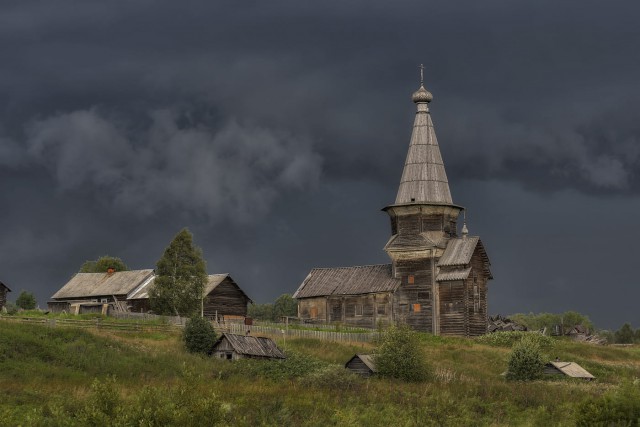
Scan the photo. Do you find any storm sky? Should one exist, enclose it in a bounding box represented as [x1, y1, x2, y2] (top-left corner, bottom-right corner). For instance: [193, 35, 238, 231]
[1, 1, 639, 329]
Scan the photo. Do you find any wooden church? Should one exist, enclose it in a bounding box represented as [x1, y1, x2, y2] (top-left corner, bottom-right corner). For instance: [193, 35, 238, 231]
[293, 72, 492, 337]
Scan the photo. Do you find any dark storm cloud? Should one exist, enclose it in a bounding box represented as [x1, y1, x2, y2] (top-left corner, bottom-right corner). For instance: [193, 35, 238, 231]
[2, 0, 640, 328]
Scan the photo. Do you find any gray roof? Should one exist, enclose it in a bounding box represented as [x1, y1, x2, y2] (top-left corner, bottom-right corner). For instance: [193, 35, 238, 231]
[437, 237, 480, 266]
[436, 267, 472, 282]
[547, 361, 595, 379]
[293, 264, 401, 299]
[395, 90, 453, 205]
[0, 280, 11, 292]
[216, 333, 285, 359]
[127, 273, 250, 302]
[51, 270, 154, 299]
[346, 354, 378, 372]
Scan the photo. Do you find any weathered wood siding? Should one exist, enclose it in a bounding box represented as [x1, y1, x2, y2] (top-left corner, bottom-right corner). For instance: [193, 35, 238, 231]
[0, 286, 9, 311]
[298, 293, 392, 328]
[204, 278, 249, 319]
[346, 358, 374, 377]
[463, 249, 489, 336]
[438, 280, 466, 336]
[48, 294, 129, 313]
[392, 259, 433, 333]
[212, 336, 240, 360]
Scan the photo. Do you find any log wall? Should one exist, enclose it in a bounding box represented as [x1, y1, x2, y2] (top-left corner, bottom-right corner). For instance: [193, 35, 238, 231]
[204, 278, 249, 319]
[0, 286, 8, 311]
[392, 259, 433, 332]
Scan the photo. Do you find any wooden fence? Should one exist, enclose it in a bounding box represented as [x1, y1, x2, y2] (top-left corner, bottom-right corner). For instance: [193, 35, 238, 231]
[0, 316, 379, 343]
[222, 322, 379, 343]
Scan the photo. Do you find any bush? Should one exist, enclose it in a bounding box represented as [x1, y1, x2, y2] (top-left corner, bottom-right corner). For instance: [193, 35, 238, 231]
[374, 324, 430, 382]
[183, 317, 217, 355]
[476, 331, 555, 349]
[575, 380, 640, 426]
[15, 291, 37, 310]
[506, 335, 545, 381]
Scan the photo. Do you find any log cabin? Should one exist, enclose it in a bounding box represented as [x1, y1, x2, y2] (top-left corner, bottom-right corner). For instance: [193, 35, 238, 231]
[48, 270, 251, 319]
[212, 333, 285, 360]
[0, 280, 11, 311]
[294, 74, 493, 337]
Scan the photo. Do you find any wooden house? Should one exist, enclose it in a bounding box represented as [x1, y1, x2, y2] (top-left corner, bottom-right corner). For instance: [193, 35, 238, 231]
[211, 333, 285, 360]
[544, 361, 595, 380]
[0, 280, 11, 311]
[294, 76, 492, 337]
[345, 354, 377, 377]
[49, 270, 251, 318]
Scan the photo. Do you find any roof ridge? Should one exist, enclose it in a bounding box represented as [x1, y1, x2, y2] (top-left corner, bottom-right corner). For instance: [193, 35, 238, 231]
[311, 263, 391, 271]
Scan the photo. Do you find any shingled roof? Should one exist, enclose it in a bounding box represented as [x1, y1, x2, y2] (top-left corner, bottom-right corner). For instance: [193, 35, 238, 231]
[437, 236, 492, 279]
[395, 83, 453, 205]
[215, 333, 285, 359]
[127, 273, 251, 302]
[293, 264, 401, 299]
[51, 270, 155, 299]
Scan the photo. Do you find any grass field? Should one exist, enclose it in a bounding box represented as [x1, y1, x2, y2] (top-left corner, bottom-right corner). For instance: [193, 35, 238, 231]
[1, 320, 639, 426]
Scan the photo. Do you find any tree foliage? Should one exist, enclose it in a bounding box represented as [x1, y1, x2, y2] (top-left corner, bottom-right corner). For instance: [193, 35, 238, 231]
[183, 316, 217, 355]
[79, 256, 129, 273]
[509, 311, 594, 333]
[150, 228, 207, 317]
[506, 335, 545, 381]
[374, 324, 429, 382]
[247, 294, 297, 322]
[614, 323, 635, 344]
[15, 291, 37, 310]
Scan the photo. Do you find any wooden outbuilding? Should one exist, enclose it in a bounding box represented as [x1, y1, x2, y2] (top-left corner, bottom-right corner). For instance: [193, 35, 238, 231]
[0, 280, 11, 311]
[544, 361, 595, 380]
[211, 333, 285, 360]
[49, 270, 251, 318]
[294, 77, 492, 337]
[345, 354, 377, 377]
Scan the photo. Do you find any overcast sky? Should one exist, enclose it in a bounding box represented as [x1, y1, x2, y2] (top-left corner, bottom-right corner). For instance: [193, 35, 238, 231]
[1, 1, 639, 329]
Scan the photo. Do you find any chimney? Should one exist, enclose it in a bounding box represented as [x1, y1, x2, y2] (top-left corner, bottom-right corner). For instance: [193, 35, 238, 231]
[107, 267, 115, 274]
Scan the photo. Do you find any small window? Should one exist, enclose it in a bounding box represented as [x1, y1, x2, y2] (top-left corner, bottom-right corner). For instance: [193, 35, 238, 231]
[412, 304, 421, 313]
[407, 275, 415, 284]
[377, 304, 386, 315]
[418, 291, 430, 300]
[101, 298, 108, 304]
[355, 305, 363, 316]
[226, 353, 233, 360]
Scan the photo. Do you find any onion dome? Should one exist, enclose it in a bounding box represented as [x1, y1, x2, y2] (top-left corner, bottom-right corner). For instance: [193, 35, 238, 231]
[412, 84, 433, 103]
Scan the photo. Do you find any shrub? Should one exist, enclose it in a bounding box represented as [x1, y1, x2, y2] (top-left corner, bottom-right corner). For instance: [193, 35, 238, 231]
[476, 331, 555, 349]
[304, 364, 362, 391]
[233, 350, 326, 381]
[374, 324, 430, 382]
[15, 291, 37, 310]
[575, 380, 640, 426]
[506, 335, 545, 381]
[183, 317, 217, 355]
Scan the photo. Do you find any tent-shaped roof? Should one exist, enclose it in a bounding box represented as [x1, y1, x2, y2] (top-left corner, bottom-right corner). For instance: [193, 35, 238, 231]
[545, 361, 595, 379]
[214, 333, 285, 359]
[345, 354, 377, 373]
[293, 264, 401, 299]
[395, 84, 453, 205]
[52, 270, 154, 299]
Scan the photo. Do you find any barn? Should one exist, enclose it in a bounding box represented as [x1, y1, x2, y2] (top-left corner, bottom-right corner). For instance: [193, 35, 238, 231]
[48, 270, 251, 318]
[211, 333, 285, 360]
[294, 74, 492, 337]
[0, 280, 11, 311]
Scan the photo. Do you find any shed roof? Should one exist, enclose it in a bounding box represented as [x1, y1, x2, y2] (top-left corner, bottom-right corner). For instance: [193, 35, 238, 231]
[215, 333, 285, 359]
[345, 354, 378, 372]
[51, 270, 154, 299]
[546, 361, 595, 379]
[436, 267, 472, 282]
[293, 264, 401, 299]
[0, 280, 11, 292]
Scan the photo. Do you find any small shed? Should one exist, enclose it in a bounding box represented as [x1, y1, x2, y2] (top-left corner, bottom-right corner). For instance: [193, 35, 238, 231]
[345, 354, 377, 377]
[212, 333, 285, 360]
[0, 280, 11, 311]
[544, 361, 595, 380]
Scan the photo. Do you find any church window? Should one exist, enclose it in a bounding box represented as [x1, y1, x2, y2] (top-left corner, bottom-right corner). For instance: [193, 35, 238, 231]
[418, 291, 430, 300]
[412, 304, 421, 312]
[407, 275, 415, 284]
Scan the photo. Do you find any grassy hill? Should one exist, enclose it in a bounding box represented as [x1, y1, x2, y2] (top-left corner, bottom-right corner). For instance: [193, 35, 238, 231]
[1, 320, 639, 426]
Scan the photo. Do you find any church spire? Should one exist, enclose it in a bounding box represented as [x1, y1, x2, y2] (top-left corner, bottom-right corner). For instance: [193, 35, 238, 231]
[395, 67, 453, 205]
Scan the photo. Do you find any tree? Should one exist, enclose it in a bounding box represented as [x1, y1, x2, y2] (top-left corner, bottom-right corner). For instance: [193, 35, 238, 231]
[15, 291, 37, 310]
[506, 335, 545, 381]
[272, 294, 297, 320]
[374, 324, 429, 382]
[79, 256, 129, 273]
[183, 316, 217, 355]
[614, 323, 635, 344]
[149, 228, 207, 317]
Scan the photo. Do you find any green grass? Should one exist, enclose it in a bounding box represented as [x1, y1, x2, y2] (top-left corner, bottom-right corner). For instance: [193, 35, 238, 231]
[1, 321, 640, 426]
